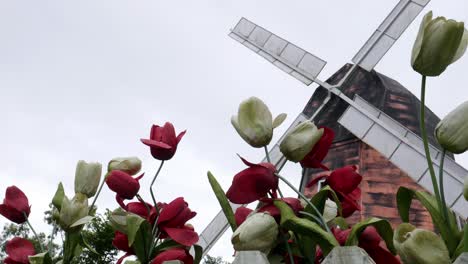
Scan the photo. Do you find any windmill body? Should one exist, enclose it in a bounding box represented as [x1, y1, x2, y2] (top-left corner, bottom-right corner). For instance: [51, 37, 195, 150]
[198, 0, 467, 260]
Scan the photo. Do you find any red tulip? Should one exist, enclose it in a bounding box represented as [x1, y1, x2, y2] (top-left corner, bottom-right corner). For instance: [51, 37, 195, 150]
[226, 157, 278, 204]
[300, 127, 334, 170]
[316, 227, 400, 264]
[157, 197, 198, 247]
[4, 237, 36, 264]
[151, 248, 193, 264]
[234, 207, 253, 226]
[141, 122, 186, 161]
[112, 231, 134, 254]
[307, 166, 362, 217]
[258, 197, 303, 220]
[0, 186, 31, 224]
[106, 170, 144, 200]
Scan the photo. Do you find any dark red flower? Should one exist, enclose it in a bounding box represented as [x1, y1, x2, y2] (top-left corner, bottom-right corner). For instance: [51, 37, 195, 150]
[226, 157, 278, 204]
[0, 186, 31, 224]
[151, 248, 193, 264]
[300, 127, 334, 170]
[141, 122, 186, 161]
[306, 165, 362, 218]
[4, 237, 36, 264]
[258, 197, 303, 220]
[157, 197, 198, 247]
[106, 170, 144, 200]
[234, 207, 253, 226]
[112, 231, 134, 254]
[316, 227, 400, 264]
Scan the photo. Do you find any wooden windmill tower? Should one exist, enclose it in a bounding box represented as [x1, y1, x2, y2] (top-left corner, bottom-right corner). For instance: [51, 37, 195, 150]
[197, 0, 468, 259]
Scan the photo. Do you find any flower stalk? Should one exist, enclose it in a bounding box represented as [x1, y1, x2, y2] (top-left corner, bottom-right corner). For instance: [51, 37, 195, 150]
[24, 212, 44, 252]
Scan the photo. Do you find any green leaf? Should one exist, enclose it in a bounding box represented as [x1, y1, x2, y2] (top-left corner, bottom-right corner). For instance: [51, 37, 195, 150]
[131, 220, 152, 264]
[193, 244, 203, 264]
[28, 252, 53, 264]
[207, 171, 237, 231]
[344, 217, 396, 255]
[274, 201, 339, 256]
[153, 239, 183, 255]
[308, 186, 342, 217]
[80, 233, 99, 255]
[273, 113, 287, 129]
[126, 214, 146, 247]
[70, 216, 93, 228]
[396, 187, 460, 255]
[296, 234, 316, 264]
[124, 261, 141, 264]
[52, 182, 65, 210]
[331, 217, 348, 229]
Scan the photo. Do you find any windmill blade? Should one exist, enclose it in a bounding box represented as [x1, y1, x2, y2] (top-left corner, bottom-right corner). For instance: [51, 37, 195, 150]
[198, 113, 307, 256]
[338, 95, 467, 218]
[352, 0, 430, 71]
[229, 18, 327, 85]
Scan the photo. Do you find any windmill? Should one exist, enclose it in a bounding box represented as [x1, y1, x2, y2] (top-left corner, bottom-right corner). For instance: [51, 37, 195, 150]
[197, 0, 468, 259]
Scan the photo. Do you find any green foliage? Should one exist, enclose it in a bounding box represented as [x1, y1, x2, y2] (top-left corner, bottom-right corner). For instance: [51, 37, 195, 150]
[203, 255, 231, 264]
[207, 171, 237, 231]
[0, 223, 53, 260]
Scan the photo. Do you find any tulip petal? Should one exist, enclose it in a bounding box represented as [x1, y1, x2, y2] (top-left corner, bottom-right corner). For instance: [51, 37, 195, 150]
[4, 186, 30, 216]
[234, 207, 253, 226]
[176, 130, 186, 144]
[412, 11, 433, 66]
[327, 165, 362, 194]
[300, 127, 334, 170]
[6, 237, 35, 263]
[305, 175, 328, 189]
[163, 227, 199, 247]
[151, 248, 194, 264]
[161, 122, 177, 147]
[451, 28, 468, 63]
[226, 166, 278, 204]
[140, 139, 172, 150]
[157, 197, 186, 224]
[365, 246, 401, 264]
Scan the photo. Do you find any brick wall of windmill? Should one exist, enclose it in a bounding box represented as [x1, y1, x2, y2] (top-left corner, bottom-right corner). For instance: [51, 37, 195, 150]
[302, 139, 435, 230]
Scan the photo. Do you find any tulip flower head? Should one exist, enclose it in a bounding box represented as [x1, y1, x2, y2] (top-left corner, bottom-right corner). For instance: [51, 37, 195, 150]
[4, 237, 36, 264]
[436, 101, 468, 154]
[412, 11, 468, 76]
[150, 248, 193, 264]
[231, 97, 279, 148]
[0, 186, 31, 224]
[231, 212, 279, 251]
[59, 193, 89, 230]
[307, 165, 362, 217]
[108, 157, 142, 175]
[74, 160, 102, 198]
[394, 223, 450, 264]
[157, 197, 199, 247]
[226, 156, 278, 204]
[141, 122, 186, 161]
[280, 121, 324, 162]
[106, 170, 144, 200]
[234, 207, 253, 226]
[300, 127, 334, 170]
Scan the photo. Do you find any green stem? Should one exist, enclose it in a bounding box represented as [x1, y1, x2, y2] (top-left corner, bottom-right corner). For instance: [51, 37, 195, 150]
[264, 146, 272, 163]
[282, 232, 295, 264]
[419, 75, 442, 208]
[136, 194, 152, 216]
[89, 172, 109, 212]
[464, 224, 468, 252]
[275, 173, 331, 233]
[299, 211, 324, 224]
[439, 149, 450, 222]
[24, 213, 44, 252]
[150, 161, 165, 211]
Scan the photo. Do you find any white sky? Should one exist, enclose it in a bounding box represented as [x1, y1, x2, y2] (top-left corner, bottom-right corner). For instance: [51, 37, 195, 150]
[1, 0, 467, 261]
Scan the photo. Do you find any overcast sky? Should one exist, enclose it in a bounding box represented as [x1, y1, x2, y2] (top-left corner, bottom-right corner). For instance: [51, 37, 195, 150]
[1, 0, 467, 261]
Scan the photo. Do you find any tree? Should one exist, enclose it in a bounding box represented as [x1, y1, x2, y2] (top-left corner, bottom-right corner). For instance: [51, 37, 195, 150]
[0, 223, 53, 259]
[203, 255, 231, 264]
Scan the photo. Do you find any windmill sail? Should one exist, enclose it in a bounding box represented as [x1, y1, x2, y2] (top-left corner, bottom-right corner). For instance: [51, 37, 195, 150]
[352, 0, 431, 71]
[338, 95, 467, 218]
[229, 18, 327, 85]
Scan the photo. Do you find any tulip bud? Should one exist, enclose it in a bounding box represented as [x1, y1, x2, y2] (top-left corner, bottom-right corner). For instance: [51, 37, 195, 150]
[280, 121, 324, 162]
[394, 223, 450, 264]
[323, 199, 338, 223]
[231, 97, 273, 148]
[436, 101, 468, 154]
[59, 193, 89, 230]
[74, 160, 102, 198]
[412, 11, 467, 76]
[231, 212, 279, 251]
[108, 157, 142, 175]
[110, 208, 128, 233]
